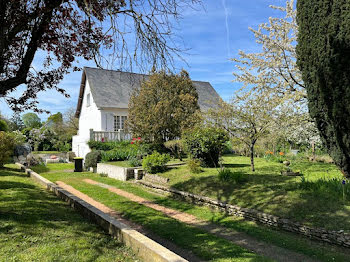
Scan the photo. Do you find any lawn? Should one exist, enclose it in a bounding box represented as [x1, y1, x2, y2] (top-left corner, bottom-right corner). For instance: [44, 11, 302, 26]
[152, 154, 350, 232]
[0, 164, 136, 262]
[36, 163, 350, 262]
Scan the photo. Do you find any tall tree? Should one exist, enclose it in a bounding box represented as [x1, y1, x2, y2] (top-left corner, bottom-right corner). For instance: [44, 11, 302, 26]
[233, 0, 305, 105]
[22, 112, 41, 128]
[296, 0, 350, 178]
[127, 70, 201, 144]
[0, 0, 199, 112]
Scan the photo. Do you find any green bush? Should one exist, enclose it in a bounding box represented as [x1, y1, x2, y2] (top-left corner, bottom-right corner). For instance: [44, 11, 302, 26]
[101, 146, 138, 162]
[0, 131, 15, 167]
[88, 140, 130, 151]
[164, 140, 185, 160]
[183, 126, 228, 167]
[218, 168, 248, 184]
[128, 156, 142, 167]
[223, 141, 234, 155]
[0, 119, 8, 132]
[187, 159, 202, 174]
[142, 151, 170, 174]
[85, 150, 102, 169]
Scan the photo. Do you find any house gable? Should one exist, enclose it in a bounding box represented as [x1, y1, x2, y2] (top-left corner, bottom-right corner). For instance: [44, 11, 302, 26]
[75, 67, 222, 118]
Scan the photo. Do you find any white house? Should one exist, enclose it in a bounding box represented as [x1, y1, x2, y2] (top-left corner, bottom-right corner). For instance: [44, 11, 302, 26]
[72, 67, 222, 158]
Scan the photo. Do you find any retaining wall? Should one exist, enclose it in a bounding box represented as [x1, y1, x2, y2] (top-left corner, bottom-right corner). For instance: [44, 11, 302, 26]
[96, 163, 135, 181]
[138, 180, 350, 248]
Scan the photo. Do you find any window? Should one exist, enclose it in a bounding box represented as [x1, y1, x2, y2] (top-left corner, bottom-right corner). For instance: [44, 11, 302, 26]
[86, 93, 91, 107]
[114, 116, 127, 131]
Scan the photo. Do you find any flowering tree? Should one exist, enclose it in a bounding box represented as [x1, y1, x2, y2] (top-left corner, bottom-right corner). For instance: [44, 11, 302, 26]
[232, 0, 305, 106]
[209, 90, 284, 172]
[0, 0, 200, 112]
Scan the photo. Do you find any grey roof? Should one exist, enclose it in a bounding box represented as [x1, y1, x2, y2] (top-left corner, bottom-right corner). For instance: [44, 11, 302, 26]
[76, 67, 221, 116]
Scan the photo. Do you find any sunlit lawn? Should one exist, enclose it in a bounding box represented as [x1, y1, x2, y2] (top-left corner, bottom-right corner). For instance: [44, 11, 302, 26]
[150, 155, 350, 231]
[0, 164, 136, 262]
[36, 162, 350, 262]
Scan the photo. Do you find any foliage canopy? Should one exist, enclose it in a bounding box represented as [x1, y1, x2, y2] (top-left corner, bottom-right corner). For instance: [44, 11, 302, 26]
[297, 0, 350, 178]
[127, 70, 201, 144]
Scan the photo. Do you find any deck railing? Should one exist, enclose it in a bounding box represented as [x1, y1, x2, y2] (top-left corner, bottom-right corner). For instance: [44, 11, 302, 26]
[89, 129, 132, 142]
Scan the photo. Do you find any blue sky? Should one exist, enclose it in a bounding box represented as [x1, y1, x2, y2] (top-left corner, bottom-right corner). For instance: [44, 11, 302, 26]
[0, 0, 287, 120]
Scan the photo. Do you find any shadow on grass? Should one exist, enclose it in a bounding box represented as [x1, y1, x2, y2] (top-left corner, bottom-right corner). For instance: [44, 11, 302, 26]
[223, 163, 250, 168]
[170, 168, 350, 231]
[0, 172, 100, 238]
[115, 198, 268, 261]
[30, 164, 50, 174]
[0, 167, 26, 177]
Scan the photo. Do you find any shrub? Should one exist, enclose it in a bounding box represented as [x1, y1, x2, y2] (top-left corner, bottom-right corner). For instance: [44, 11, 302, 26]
[88, 140, 130, 151]
[223, 141, 234, 155]
[85, 150, 102, 169]
[142, 151, 170, 174]
[101, 146, 139, 162]
[187, 159, 201, 174]
[0, 119, 8, 132]
[128, 156, 142, 167]
[0, 131, 15, 167]
[164, 140, 185, 160]
[218, 168, 248, 184]
[183, 126, 228, 167]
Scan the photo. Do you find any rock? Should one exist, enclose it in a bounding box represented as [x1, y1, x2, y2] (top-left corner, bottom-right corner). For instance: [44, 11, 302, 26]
[50, 155, 58, 159]
[283, 160, 290, 166]
[26, 153, 43, 167]
[14, 144, 31, 157]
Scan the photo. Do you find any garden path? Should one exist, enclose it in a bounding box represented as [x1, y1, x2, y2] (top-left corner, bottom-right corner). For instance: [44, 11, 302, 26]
[80, 178, 318, 262]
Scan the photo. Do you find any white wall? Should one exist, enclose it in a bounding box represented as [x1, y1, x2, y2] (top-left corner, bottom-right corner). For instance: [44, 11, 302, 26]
[72, 80, 102, 157]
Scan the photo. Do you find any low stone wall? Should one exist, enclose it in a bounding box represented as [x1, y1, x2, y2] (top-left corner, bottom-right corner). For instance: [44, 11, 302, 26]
[138, 181, 350, 248]
[143, 174, 169, 184]
[96, 163, 135, 181]
[16, 163, 188, 262]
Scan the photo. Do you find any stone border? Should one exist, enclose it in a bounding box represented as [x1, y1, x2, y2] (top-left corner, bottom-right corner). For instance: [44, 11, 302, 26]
[137, 180, 350, 248]
[15, 163, 188, 262]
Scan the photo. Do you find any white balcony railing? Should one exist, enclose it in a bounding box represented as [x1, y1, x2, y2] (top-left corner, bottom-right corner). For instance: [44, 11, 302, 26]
[89, 129, 132, 142]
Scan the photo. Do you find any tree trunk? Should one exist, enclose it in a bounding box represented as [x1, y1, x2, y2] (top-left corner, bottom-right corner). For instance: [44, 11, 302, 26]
[250, 143, 255, 172]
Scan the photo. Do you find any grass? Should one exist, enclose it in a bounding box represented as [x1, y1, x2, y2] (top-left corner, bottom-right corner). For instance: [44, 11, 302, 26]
[37, 168, 270, 261]
[32, 151, 61, 154]
[0, 164, 136, 262]
[38, 164, 350, 262]
[151, 154, 350, 231]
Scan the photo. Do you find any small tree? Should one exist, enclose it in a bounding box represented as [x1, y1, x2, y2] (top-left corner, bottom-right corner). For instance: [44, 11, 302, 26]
[182, 126, 228, 167]
[209, 91, 283, 172]
[127, 70, 201, 144]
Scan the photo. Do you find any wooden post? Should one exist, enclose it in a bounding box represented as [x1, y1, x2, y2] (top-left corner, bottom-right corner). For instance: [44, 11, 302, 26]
[312, 141, 316, 161]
